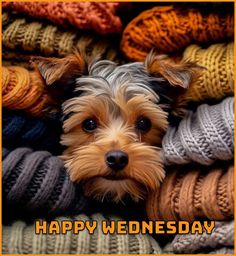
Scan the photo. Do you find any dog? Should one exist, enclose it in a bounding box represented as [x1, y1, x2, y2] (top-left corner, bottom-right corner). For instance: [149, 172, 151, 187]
[32, 52, 199, 202]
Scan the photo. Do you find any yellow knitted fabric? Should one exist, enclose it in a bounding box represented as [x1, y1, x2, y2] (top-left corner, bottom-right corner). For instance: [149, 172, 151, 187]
[178, 42, 234, 104]
[2, 66, 54, 116]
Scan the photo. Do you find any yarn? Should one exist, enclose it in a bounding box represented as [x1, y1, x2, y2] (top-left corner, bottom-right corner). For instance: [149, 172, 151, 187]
[121, 6, 234, 61]
[3, 109, 62, 154]
[162, 97, 234, 165]
[171, 221, 234, 254]
[2, 2, 128, 34]
[146, 164, 234, 221]
[2, 12, 123, 62]
[2, 213, 162, 254]
[2, 147, 87, 215]
[178, 42, 234, 104]
[2, 65, 55, 117]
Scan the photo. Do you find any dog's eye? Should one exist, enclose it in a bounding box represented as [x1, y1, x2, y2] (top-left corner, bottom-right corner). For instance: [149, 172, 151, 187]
[82, 119, 97, 132]
[136, 117, 151, 133]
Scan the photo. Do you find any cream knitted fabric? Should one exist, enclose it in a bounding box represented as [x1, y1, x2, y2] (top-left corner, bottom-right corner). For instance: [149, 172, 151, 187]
[171, 221, 234, 254]
[2, 213, 162, 254]
[162, 97, 234, 165]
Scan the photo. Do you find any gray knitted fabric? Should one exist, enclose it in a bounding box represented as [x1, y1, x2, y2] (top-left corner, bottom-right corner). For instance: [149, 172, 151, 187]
[162, 97, 234, 165]
[171, 221, 234, 254]
[2, 147, 87, 214]
[2, 213, 162, 254]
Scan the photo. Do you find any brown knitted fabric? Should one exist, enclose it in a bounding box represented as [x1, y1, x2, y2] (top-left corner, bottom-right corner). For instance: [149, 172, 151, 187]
[2, 2, 129, 34]
[2, 12, 122, 63]
[147, 164, 234, 222]
[2, 66, 55, 117]
[121, 6, 234, 61]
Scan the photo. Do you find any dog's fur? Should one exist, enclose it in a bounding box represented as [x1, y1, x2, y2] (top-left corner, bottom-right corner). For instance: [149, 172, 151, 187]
[32, 52, 199, 202]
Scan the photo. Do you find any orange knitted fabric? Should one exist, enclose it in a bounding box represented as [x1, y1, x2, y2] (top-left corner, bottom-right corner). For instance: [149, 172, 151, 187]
[2, 66, 54, 116]
[121, 6, 234, 61]
[146, 164, 234, 222]
[2, 2, 128, 34]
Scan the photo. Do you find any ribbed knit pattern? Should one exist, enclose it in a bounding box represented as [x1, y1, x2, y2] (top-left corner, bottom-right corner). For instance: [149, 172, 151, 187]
[2, 2, 128, 34]
[2, 66, 55, 117]
[162, 97, 234, 165]
[2, 213, 162, 254]
[178, 42, 234, 104]
[146, 164, 234, 221]
[2, 12, 122, 62]
[172, 221, 234, 254]
[3, 110, 62, 154]
[2, 147, 87, 215]
[121, 6, 234, 61]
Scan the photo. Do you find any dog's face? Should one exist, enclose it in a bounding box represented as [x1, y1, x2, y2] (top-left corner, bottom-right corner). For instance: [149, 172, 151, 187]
[33, 52, 198, 202]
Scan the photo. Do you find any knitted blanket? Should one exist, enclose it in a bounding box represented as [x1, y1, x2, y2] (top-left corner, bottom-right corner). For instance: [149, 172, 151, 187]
[147, 164, 234, 221]
[2, 66, 54, 117]
[3, 110, 62, 154]
[2, 2, 129, 34]
[2, 213, 162, 254]
[2, 12, 122, 62]
[178, 42, 234, 104]
[171, 221, 234, 254]
[2, 147, 87, 215]
[121, 6, 234, 61]
[162, 97, 234, 165]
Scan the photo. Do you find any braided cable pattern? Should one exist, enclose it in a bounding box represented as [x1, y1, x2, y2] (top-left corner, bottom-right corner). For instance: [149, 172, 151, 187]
[146, 165, 234, 221]
[162, 97, 234, 165]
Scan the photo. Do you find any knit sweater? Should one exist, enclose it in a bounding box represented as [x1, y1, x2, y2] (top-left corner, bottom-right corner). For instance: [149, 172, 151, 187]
[2, 65, 55, 117]
[2, 213, 162, 254]
[147, 164, 234, 221]
[121, 6, 234, 61]
[3, 110, 62, 154]
[2, 147, 87, 215]
[2, 2, 128, 34]
[162, 97, 234, 165]
[2, 12, 122, 62]
[171, 221, 234, 254]
[178, 42, 234, 104]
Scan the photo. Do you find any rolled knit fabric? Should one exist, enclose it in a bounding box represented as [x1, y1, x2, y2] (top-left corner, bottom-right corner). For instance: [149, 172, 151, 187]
[178, 42, 234, 104]
[2, 147, 87, 215]
[3, 110, 62, 154]
[2, 2, 128, 34]
[146, 164, 234, 221]
[2, 66, 55, 117]
[121, 6, 234, 61]
[2, 213, 162, 254]
[171, 221, 234, 254]
[2, 12, 122, 62]
[162, 97, 234, 165]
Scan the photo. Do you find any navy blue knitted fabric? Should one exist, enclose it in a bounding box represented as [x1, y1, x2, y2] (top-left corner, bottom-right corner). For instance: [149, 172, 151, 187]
[3, 109, 63, 154]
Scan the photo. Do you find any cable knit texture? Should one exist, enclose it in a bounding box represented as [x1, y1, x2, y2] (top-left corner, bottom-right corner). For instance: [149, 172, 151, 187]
[147, 164, 234, 221]
[162, 97, 234, 165]
[2, 66, 54, 117]
[172, 221, 234, 254]
[2, 213, 162, 254]
[121, 6, 234, 61]
[2, 147, 87, 215]
[3, 110, 62, 154]
[178, 42, 234, 104]
[2, 12, 122, 62]
[2, 2, 128, 34]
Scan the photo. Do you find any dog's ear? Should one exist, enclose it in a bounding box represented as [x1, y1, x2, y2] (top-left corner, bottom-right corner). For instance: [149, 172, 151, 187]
[145, 53, 201, 89]
[31, 53, 87, 101]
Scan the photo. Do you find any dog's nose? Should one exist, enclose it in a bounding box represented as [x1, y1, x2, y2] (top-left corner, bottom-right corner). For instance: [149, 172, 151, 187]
[106, 150, 129, 171]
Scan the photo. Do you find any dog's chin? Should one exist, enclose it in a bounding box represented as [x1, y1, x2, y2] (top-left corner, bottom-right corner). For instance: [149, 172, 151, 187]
[83, 177, 146, 203]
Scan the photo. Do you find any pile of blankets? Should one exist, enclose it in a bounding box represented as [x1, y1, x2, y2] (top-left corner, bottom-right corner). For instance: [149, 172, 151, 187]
[2, 2, 234, 254]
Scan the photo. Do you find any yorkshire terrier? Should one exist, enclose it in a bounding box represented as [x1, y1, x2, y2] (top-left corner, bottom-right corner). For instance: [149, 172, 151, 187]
[32, 52, 199, 202]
